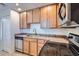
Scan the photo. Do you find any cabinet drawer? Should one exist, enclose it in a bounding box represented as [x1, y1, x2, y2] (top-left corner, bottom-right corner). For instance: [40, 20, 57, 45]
[24, 38, 30, 41]
[24, 38, 37, 42]
[29, 39, 37, 42]
[38, 39, 45, 44]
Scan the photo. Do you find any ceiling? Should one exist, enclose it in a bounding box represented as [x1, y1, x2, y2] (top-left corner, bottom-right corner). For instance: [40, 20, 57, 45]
[0, 3, 51, 12]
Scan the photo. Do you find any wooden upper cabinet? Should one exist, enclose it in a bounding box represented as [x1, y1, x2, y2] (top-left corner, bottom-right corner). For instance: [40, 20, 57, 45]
[19, 12, 27, 29]
[33, 8, 40, 23]
[41, 6, 48, 28]
[19, 4, 59, 29]
[56, 4, 61, 27]
[47, 5, 57, 28]
[41, 4, 57, 28]
[27, 10, 33, 23]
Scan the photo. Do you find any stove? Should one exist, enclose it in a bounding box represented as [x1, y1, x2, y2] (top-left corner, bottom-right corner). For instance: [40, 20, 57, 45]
[68, 33, 79, 56]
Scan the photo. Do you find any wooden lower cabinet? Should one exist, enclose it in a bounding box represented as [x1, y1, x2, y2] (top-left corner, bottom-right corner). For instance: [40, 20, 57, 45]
[23, 38, 72, 56]
[23, 38, 38, 56]
[23, 38, 46, 56]
[23, 39, 30, 54]
[30, 40, 38, 56]
[37, 39, 47, 55]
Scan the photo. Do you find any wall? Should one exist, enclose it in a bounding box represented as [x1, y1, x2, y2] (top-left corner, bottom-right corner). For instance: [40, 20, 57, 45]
[0, 8, 10, 18]
[0, 19, 2, 51]
[20, 23, 79, 36]
[10, 10, 20, 53]
[10, 10, 20, 33]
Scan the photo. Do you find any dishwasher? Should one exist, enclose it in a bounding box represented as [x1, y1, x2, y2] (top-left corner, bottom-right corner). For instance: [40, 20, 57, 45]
[15, 37, 23, 52]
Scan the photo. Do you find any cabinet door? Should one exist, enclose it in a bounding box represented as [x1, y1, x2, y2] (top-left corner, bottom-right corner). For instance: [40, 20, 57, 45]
[41, 4, 57, 28]
[33, 8, 40, 23]
[23, 38, 30, 54]
[47, 5, 57, 28]
[30, 39, 38, 56]
[27, 10, 33, 23]
[37, 39, 46, 55]
[19, 12, 27, 29]
[56, 4, 61, 27]
[41, 7, 48, 28]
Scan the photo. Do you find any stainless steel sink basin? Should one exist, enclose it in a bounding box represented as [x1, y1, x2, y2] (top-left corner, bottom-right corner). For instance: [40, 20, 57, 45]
[16, 35, 27, 37]
[27, 34, 46, 38]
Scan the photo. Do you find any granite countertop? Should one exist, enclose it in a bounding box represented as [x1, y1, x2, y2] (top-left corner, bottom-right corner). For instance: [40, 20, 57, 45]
[15, 33, 69, 44]
[15, 33, 67, 38]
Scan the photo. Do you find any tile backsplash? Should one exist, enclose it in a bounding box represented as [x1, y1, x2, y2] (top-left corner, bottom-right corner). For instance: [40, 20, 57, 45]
[20, 24, 78, 35]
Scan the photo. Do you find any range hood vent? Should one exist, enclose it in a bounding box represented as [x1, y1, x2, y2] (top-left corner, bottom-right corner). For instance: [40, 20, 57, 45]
[60, 21, 79, 28]
[70, 21, 79, 26]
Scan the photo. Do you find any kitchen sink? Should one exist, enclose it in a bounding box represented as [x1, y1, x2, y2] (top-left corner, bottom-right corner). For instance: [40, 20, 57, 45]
[16, 33, 41, 38]
[16, 35, 27, 37]
[28, 34, 41, 37]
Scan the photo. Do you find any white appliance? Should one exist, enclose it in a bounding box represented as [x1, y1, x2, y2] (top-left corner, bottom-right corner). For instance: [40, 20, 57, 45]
[15, 39, 23, 52]
[0, 16, 12, 52]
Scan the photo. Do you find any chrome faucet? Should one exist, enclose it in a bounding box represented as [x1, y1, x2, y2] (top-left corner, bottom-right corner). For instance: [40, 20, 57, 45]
[33, 28, 37, 35]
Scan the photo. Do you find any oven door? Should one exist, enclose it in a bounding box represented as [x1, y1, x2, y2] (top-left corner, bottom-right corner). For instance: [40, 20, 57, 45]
[69, 41, 79, 56]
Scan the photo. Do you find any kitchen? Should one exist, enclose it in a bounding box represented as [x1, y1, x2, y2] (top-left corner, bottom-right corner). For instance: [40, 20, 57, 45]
[0, 3, 79, 56]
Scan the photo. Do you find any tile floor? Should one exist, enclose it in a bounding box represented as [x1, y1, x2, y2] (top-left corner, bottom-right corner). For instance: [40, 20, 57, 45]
[0, 51, 28, 56]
